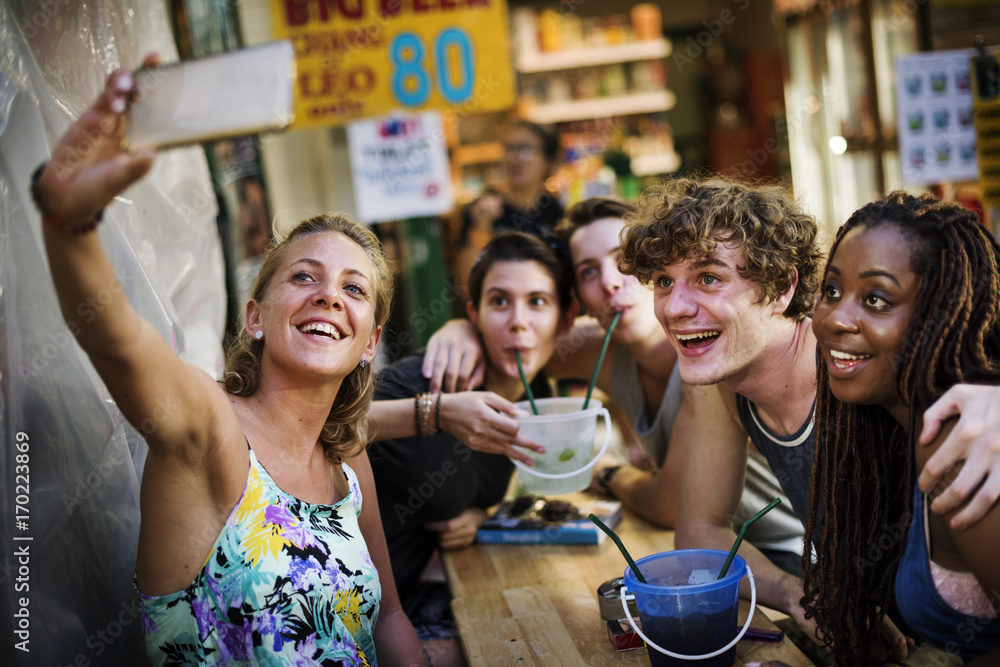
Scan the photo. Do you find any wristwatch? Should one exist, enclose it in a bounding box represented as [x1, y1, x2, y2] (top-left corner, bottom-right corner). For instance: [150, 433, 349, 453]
[595, 465, 622, 494]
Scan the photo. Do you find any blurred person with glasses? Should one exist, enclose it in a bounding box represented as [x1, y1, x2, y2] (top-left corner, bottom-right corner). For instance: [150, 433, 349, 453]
[454, 121, 563, 294]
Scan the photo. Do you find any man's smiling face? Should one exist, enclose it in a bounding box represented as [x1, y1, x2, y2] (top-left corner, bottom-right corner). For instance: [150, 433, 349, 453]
[651, 239, 787, 387]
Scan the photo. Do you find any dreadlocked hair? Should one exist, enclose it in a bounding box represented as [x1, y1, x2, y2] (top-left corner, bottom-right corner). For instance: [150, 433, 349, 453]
[801, 191, 1000, 665]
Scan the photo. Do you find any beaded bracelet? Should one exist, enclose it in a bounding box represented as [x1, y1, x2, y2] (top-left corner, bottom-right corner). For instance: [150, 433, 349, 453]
[417, 393, 427, 438]
[415, 392, 436, 439]
[421, 392, 434, 438]
[30, 162, 104, 235]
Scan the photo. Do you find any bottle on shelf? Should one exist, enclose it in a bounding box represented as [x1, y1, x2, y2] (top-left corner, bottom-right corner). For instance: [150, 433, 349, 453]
[630, 4, 663, 41]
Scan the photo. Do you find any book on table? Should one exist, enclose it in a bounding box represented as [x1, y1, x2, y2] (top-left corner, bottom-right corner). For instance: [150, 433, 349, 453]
[475, 495, 623, 545]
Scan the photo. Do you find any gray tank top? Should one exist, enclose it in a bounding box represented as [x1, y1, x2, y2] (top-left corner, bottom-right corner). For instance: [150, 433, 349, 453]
[609, 345, 804, 556]
[607, 342, 683, 467]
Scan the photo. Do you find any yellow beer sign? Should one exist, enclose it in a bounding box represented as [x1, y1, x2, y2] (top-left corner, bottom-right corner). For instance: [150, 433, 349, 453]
[271, 0, 517, 128]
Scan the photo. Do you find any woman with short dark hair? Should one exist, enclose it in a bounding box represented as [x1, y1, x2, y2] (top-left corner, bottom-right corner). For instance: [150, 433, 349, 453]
[369, 232, 576, 661]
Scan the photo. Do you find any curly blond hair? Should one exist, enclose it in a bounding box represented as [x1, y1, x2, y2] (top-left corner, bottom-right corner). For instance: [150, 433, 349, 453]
[220, 213, 394, 461]
[619, 177, 823, 320]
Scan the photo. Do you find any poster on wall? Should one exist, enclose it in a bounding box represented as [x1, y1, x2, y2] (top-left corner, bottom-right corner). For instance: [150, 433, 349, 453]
[270, 0, 517, 129]
[347, 111, 454, 223]
[896, 50, 979, 186]
[971, 46, 1000, 206]
[211, 138, 274, 307]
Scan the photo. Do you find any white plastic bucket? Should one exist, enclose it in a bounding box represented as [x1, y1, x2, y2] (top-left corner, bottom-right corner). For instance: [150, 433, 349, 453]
[512, 397, 611, 495]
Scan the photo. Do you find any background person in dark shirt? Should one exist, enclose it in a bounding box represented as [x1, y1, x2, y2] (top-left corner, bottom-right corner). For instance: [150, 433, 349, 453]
[453, 121, 563, 295]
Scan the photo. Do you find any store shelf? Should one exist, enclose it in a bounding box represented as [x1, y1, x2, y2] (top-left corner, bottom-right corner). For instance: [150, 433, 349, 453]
[516, 39, 672, 73]
[523, 90, 676, 124]
[631, 151, 681, 176]
[453, 141, 504, 166]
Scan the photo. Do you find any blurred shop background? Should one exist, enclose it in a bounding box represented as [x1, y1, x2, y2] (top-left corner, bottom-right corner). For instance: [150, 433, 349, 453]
[178, 0, 999, 363]
[0, 3, 997, 661]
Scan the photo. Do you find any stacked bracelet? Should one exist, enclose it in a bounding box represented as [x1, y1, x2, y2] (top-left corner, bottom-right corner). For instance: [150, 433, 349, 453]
[415, 392, 438, 439]
[422, 393, 433, 437]
[30, 162, 104, 235]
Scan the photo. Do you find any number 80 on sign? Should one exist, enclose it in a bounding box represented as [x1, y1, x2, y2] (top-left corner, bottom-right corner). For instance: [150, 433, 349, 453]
[391, 28, 474, 107]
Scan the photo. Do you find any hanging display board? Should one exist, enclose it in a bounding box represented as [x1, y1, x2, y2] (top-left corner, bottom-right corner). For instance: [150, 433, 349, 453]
[270, 0, 517, 128]
[971, 47, 1000, 206]
[896, 50, 979, 186]
[347, 111, 454, 223]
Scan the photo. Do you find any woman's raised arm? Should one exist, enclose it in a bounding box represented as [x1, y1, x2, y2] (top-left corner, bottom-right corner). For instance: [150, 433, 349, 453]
[34, 58, 232, 462]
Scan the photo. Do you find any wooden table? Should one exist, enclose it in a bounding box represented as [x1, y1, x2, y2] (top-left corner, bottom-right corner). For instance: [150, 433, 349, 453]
[442, 496, 812, 666]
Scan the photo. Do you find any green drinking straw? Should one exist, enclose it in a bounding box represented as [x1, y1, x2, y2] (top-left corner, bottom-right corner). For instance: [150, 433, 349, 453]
[589, 513, 647, 584]
[717, 497, 783, 579]
[582, 311, 622, 410]
[515, 349, 539, 415]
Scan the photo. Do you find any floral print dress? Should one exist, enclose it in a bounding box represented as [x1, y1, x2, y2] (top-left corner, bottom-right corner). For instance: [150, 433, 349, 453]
[137, 450, 381, 666]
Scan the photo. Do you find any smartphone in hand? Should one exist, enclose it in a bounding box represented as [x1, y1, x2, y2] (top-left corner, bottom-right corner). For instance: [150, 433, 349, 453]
[124, 40, 295, 151]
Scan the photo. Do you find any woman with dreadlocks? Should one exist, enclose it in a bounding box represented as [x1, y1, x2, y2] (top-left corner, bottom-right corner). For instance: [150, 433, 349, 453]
[804, 191, 1000, 665]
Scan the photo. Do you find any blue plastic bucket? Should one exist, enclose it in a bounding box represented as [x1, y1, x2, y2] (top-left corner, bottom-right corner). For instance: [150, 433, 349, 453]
[620, 549, 756, 666]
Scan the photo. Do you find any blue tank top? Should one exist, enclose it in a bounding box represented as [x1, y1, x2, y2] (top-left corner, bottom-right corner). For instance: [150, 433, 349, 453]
[895, 487, 1000, 660]
[735, 394, 816, 525]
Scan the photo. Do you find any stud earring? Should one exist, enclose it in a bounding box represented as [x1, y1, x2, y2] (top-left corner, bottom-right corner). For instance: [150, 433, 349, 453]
[359, 359, 368, 368]
[254, 331, 263, 340]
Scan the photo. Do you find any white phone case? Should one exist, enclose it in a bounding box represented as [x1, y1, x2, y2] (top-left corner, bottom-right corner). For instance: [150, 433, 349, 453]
[124, 41, 296, 151]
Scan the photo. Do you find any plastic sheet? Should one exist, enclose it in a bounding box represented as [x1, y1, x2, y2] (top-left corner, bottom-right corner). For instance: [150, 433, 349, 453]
[1, 2, 226, 664]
